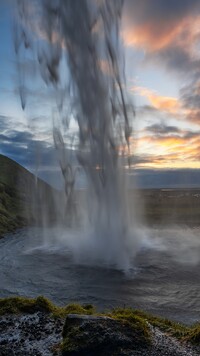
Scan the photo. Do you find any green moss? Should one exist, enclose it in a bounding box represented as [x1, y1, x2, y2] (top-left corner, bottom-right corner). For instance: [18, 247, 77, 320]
[51, 303, 96, 319]
[108, 308, 150, 344]
[185, 324, 200, 344]
[0, 297, 38, 315]
[132, 309, 189, 339]
[110, 308, 189, 341]
[34, 296, 55, 312]
[64, 303, 95, 315]
[61, 304, 97, 338]
[0, 296, 96, 319]
[82, 303, 95, 313]
[0, 296, 55, 315]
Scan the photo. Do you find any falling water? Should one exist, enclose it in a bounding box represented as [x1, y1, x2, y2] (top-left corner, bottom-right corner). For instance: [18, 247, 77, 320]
[15, 0, 142, 270]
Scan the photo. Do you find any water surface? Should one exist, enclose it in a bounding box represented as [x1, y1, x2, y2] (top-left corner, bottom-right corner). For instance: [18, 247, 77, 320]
[0, 227, 200, 325]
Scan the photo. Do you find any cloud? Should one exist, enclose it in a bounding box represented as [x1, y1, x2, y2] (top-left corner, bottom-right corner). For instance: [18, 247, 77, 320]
[133, 85, 200, 127]
[0, 115, 57, 169]
[145, 124, 181, 135]
[123, 0, 200, 77]
[122, 18, 185, 52]
[180, 81, 200, 124]
[129, 121, 200, 168]
[133, 86, 181, 116]
[129, 152, 185, 169]
[124, 0, 200, 24]
[149, 45, 200, 78]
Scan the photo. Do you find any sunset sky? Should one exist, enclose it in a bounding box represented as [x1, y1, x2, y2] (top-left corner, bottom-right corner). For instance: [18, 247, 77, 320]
[1, 0, 200, 187]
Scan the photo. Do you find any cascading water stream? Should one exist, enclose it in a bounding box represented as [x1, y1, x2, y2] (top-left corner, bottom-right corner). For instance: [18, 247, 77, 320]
[15, 0, 142, 270]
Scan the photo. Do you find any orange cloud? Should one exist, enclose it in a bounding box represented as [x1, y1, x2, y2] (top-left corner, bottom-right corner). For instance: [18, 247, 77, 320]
[132, 86, 181, 115]
[128, 122, 200, 169]
[122, 13, 200, 54]
[132, 85, 200, 126]
[153, 136, 186, 147]
[122, 21, 183, 52]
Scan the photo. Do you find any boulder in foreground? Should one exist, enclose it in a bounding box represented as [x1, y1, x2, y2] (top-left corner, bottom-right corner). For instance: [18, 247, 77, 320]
[61, 314, 150, 355]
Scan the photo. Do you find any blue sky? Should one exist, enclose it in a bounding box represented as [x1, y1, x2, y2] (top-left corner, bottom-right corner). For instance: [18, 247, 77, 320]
[1, 0, 200, 188]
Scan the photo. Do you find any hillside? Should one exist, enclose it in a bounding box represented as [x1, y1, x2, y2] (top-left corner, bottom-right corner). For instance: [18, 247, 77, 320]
[0, 154, 57, 237]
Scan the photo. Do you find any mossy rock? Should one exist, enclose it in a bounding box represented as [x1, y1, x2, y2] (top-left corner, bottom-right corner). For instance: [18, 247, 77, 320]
[61, 314, 150, 355]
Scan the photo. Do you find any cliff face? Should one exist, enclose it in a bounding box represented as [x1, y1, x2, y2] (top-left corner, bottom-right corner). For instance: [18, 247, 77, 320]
[0, 154, 57, 237]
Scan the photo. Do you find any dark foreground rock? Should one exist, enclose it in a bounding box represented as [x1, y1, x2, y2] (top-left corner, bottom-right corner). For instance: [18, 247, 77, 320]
[62, 314, 150, 355]
[61, 314, 200, 356]
[0, 313, 200, 356]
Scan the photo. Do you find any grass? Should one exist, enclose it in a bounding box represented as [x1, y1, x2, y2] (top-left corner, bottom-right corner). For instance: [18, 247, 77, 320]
[0, 296, 55, 315]
[186, 324, 200, 344]
[0, 296, 199, 345]
[111, 308, 200, 345]
[0, 297, 95, 319]
[112, 308, 189, 339]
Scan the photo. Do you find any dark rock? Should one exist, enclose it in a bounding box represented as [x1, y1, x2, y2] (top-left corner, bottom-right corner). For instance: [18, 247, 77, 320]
[62, 314, 150, 356]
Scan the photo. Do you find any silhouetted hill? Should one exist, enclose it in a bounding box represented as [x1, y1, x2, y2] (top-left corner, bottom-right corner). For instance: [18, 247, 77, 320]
[0, 154, 57, 237]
